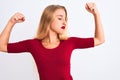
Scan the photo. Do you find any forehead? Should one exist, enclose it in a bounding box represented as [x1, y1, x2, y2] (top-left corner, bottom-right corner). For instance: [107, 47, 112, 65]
[54, 9, 66, 17]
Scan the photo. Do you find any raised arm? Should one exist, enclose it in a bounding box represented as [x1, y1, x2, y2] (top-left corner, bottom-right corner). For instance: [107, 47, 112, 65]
[0, 12, 25, 52]
[85, 2, 105, 46]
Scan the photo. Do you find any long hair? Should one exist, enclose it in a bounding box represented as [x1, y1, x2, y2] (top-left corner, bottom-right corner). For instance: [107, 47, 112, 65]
[35, 5, 68, 40]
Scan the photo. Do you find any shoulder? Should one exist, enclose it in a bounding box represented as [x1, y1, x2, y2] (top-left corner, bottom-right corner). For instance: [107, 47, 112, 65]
[22, 38, 41, 44]
[67, 37, 83, 41]
[62, 37, 83, 44]
[66, 37, 94, 45]
[68, 37, 94, 40]
[11, 38, 41, 45]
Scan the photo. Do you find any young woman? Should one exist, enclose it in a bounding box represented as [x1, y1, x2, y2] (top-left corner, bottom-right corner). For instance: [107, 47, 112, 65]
[0, 2, 105, 80]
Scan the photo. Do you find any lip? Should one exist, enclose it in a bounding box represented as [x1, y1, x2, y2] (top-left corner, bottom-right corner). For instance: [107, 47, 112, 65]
[61, 26, 65, 29]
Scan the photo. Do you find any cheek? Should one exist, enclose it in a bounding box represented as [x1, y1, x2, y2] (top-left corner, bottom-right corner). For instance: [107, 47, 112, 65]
[50, 23, 58, 32]
[50, 21, 61, 30]
[50, 24, 64, 34]
[50, 25, 60, 32]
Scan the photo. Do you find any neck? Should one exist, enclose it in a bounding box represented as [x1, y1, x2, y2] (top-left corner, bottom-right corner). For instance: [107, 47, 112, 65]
[42, 30, 60, 43]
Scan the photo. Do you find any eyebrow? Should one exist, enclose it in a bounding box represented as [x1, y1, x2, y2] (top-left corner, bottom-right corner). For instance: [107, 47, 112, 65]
[56, 15, 67, 20]
[56, 15, 64, 17]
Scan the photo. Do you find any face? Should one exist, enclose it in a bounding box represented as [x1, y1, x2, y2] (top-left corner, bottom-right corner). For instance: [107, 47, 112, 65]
[50, 9, 67, 34]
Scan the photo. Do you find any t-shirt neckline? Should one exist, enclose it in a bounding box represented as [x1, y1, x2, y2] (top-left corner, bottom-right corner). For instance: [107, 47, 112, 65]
[40, 40, 63, 50]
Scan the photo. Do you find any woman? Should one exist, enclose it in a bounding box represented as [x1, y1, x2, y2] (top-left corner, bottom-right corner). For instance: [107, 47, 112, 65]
[0, 2, 105, 80]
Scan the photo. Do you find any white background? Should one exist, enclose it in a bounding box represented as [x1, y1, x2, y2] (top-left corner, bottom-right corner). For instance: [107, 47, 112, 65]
[0, 0, 120, 80]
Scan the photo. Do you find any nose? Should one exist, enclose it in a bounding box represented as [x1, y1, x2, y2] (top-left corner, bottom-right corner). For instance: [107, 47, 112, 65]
[63, 20, 67, 26]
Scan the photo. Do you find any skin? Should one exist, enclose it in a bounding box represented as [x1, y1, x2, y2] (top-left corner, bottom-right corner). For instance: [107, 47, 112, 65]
[85, 3, 105, 46]
[0, 12, 25, 52]
[0, 2, 105, 52]
[42, 9, 67, 49]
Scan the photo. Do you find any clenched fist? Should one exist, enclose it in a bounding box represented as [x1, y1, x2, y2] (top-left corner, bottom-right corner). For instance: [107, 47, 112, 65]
[9, 12, 25, 24]
[85, 2, 99, 15]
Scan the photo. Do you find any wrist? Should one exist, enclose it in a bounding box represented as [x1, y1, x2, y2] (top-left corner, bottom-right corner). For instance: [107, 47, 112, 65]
[93, 8, 100, 16]
[7, 20, 16, 28]
[8, 20, 16, 25]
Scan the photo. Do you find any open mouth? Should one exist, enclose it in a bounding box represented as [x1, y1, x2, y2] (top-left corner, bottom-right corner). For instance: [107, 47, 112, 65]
[61, 26, 65, 29]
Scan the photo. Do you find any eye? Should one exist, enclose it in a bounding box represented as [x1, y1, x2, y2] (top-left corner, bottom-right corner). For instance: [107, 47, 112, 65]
[58, 17, 62, 20]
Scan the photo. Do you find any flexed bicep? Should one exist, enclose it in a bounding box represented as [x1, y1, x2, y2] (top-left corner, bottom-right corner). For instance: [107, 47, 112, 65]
[0, 12, 25, 52]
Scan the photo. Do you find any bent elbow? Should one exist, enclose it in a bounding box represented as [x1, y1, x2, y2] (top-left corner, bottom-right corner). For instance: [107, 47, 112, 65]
[94, 38, 105, 46]
[99, 39, 105, 45]
[0, 44, 7, 52]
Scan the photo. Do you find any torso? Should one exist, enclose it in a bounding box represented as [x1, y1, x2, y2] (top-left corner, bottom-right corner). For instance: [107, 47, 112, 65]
[29, 39, 74, 80]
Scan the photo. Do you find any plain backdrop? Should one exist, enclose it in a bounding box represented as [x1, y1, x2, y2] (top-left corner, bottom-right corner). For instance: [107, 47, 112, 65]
[0, 0, 120, 80]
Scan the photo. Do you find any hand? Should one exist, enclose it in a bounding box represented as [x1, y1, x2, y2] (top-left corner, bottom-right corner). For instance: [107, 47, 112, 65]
[10, 12, 25, 24]
[85, 2, 99, 15]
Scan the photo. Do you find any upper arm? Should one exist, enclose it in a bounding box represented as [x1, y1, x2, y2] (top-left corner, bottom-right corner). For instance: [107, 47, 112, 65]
[7, 41, 30, 53]
[70, 37, 94, 49]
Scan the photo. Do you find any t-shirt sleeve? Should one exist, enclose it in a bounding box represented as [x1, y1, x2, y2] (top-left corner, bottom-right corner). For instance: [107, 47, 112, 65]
[7, 40, 31, 53]
[69, 37, 94, 49]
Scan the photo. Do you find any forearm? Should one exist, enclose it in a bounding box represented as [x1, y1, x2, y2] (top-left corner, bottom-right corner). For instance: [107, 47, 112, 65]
[0, 21, 15, 52]
[93, 12, 105, 46]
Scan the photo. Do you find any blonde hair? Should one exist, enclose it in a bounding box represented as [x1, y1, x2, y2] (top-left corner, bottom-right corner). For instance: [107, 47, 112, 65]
[35, 5, 68, 40]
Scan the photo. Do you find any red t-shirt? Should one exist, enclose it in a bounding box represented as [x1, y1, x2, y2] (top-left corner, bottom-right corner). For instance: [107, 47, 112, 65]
[7, 37, 94, 80]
